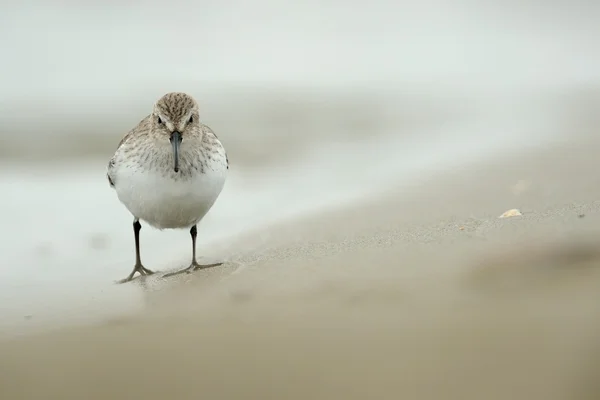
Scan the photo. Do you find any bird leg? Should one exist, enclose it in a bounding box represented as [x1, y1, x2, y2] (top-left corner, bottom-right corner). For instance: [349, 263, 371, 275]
[189, 225, 223, 271]
[117, 220, 154, 283]
[162, 225, 222, 278]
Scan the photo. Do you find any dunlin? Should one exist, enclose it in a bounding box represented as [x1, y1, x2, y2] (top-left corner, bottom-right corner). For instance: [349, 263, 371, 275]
[107, 92, 229, 283]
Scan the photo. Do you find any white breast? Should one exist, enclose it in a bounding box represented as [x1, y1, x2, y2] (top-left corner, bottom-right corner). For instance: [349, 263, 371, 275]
[111, 153, 228, 230]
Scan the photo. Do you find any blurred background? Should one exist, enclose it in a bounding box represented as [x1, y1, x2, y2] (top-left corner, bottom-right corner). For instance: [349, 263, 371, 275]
[1, 0, 599, 163]
[0, 1, 599, 330]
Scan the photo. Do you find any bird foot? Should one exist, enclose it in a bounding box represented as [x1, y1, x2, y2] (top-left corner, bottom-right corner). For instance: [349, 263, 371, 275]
[116, 264, 155, 284]
[192, 261, 223, 271]
[162, 261, 223, 278]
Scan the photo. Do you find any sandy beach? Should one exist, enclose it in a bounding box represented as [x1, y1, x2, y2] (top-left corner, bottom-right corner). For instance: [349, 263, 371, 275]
[1, 124, 600, 399]
[2, 2, 600, 399]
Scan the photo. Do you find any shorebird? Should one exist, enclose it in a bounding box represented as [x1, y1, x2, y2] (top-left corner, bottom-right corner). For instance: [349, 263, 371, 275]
[107, 92, 229, 283]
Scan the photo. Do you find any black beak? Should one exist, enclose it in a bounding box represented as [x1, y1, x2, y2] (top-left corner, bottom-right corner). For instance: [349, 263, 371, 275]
[170, 131, 182, 172]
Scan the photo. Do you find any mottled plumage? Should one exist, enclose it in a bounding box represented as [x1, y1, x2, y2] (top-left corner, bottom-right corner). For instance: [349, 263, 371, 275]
[107, 92, 228, 283]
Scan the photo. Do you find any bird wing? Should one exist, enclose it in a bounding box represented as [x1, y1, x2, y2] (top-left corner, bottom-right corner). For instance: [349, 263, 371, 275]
[106, 158, 116, 188]
[202, 123, 229, 170]
[106, 115, 151, 188]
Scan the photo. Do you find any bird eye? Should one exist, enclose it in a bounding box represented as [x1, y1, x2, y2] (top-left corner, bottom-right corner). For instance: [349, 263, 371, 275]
[157, 117, 163, 124]
[188, 116, 194, 123]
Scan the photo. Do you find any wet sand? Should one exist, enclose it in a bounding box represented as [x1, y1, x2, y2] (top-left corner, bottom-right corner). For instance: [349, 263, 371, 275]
[1, 130, 599, 399]
[1, 84, 576, 336]
[2, 2, 600, 397]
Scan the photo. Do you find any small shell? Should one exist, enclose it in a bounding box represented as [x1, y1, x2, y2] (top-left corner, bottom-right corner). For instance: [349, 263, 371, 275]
[499, 209, 523, 218]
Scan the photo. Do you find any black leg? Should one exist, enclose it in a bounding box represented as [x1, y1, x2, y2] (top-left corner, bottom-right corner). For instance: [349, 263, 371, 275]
[134, 219, 143, 266]
[189, 224, 221, 271]
[162, 224, 222, 278]
[190, 225, 198, 265]
[117, 219, 154, 283]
